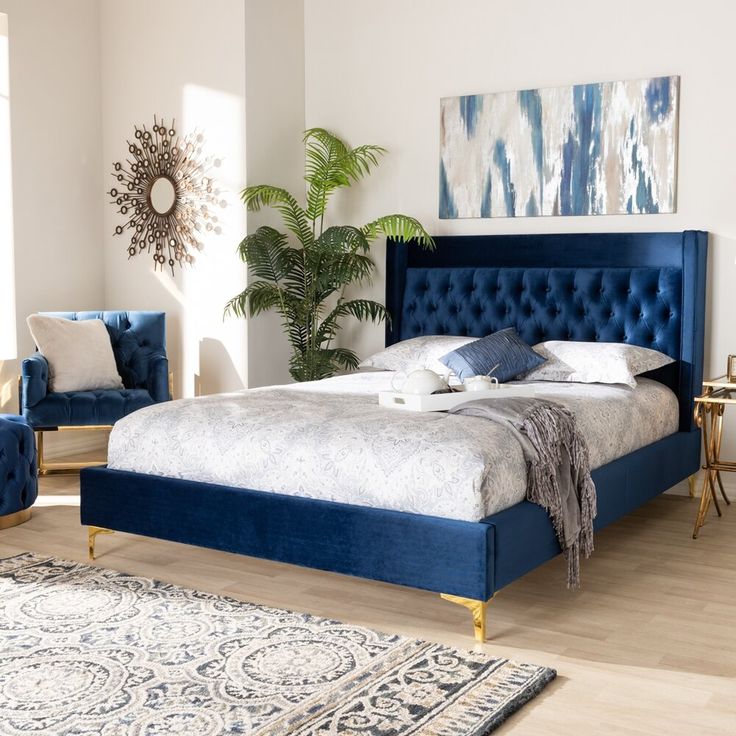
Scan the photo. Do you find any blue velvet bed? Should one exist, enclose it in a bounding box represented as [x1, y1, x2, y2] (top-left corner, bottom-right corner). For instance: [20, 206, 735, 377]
[80, 230, 707, 641]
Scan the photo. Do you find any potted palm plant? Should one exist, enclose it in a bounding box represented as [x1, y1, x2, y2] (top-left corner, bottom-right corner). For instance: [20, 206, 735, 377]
[225, 128, 434, 382]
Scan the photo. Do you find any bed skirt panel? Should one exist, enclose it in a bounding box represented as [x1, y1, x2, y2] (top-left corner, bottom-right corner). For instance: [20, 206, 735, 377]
[80, 467, 496, 601]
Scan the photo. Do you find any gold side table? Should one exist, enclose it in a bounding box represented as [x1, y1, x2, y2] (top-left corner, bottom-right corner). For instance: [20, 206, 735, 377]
[692, 376, 734, 538]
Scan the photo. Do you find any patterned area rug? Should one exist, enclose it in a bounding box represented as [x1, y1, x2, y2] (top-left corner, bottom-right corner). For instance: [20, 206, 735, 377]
[0, 553, 555, 735]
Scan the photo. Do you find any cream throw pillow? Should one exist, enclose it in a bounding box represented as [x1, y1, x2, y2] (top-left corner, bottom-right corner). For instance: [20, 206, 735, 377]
[27, 315, 124, 393]
[522, 340, 674, 388]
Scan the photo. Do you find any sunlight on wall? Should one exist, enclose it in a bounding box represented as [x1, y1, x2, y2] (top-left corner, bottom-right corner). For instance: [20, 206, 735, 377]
[181, 83, 247, 396]
[0, 362, 13, 406]
[0, 13, 17, 361]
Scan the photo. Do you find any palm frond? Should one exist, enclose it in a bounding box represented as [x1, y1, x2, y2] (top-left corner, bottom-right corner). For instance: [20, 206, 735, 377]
[236, 226, 291, 283]
[324, 347, 360, 370]
[288, 346, 361, 382]
[303, 128, 349, 185]
[280, 246, 308, 299]
[316, 299, 389, 344]
[228, 129, 432, 382]
[317, 252, 375, 290]
[307, 227, 375, 298]
[362, 214, 435, 248]
[224, 280, 284, 318]
[314, 225, 371, 254]
[331, 298, 389, 324]
[241, 185, 313, 247]
[340, 144, 386, 180]
[303, 129, 386, 221]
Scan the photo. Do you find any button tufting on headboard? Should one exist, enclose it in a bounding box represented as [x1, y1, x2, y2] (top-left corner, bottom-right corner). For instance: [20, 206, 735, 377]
[399, 267, 682, 359]
[384, 231, 708, 434]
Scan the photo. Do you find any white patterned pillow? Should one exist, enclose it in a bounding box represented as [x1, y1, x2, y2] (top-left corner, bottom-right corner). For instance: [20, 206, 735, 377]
[359, 335, 478, 375]
[522, 341, 674, 388]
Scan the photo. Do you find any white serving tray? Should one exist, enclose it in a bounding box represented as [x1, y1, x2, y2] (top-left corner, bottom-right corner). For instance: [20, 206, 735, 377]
[378, 384, 537, 412]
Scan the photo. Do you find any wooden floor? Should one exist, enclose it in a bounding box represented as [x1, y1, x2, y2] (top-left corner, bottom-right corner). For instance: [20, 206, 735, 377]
[1, 472, 735, 735]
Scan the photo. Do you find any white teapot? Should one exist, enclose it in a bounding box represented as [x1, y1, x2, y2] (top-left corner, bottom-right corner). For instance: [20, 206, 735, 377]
[463, 375, 499, 392]
[392, 369, 450, 395]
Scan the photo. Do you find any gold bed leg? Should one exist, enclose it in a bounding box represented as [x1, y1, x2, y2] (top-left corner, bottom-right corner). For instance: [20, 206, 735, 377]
[688, 473, 698, 497]
[441, 593, 490, 642]
[88, 526, 114, 560]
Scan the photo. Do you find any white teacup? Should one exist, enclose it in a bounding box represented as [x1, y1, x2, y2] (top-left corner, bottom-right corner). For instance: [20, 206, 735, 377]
[463, 375, 499, 392]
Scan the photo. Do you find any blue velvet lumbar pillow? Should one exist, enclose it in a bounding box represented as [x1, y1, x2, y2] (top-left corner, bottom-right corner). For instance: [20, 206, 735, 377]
[439, 327, 546, 382]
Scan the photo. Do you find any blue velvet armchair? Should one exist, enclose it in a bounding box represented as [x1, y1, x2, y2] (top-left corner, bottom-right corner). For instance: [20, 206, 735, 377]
[19, 311, 170, 474]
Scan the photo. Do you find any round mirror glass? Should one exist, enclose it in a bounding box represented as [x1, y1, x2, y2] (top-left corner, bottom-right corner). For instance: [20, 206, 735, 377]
[149, 176, 177, 215]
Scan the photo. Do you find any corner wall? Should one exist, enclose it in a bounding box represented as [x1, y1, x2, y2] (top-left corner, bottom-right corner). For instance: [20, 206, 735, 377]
[1, 0, 303, 441]
[100, 0, 302, 396]
[244, 0, 304, 387]
[100, 0, 249, 399]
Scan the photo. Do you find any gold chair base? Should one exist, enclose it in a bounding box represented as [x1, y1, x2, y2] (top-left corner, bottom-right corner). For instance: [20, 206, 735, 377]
[88, 526, 114, 560]
[37, 427, 111, 476]
[441, 593, 491, 642]
[20, 370, 174, 476]
[0, 508, 32, 530]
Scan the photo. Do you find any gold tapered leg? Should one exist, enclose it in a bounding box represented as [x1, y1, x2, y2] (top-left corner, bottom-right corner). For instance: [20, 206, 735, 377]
[37, 431, 44, 475]
[88, 526, 114, 560]
[714, 405, 731, 506]
[441, 593, 490, 642]
[688, 473, 698, 497]
[693, 404, 721, 538]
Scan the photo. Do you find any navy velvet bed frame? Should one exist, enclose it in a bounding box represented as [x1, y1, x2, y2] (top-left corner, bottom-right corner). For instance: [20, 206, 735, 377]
[80, 230, 707, 638]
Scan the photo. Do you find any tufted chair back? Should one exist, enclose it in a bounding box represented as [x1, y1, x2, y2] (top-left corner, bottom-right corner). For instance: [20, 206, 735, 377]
[41, 311, 166, 390]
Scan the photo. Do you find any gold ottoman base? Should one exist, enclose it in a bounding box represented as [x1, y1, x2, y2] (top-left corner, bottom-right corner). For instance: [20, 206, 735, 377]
[0, 508, 32, 530]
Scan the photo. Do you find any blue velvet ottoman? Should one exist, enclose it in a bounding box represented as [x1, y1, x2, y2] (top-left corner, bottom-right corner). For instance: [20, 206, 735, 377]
[0, 415, 38, 528]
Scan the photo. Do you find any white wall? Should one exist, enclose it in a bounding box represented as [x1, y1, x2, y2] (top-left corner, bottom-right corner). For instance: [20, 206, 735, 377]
[0, 0, 104, 457]
[0, 0, 303, 461]
[244, 0, 305, 387]
[304, 0, 736, 455]
[100, 0, 303, 396]
[0, 12, 16, 363]
[100, 0, 249, 399]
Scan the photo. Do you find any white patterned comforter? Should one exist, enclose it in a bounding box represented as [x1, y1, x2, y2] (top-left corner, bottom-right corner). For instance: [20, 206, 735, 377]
[107, 373, 679, 521]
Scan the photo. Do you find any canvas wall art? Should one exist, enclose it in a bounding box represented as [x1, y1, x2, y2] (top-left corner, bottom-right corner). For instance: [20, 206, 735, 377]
[439, 75, 679, 218]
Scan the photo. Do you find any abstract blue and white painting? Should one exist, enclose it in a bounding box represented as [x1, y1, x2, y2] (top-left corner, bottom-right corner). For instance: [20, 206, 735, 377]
[439, 76, 679, 218]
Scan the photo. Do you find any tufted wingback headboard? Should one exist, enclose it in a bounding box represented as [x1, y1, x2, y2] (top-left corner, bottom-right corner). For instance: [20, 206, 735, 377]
[386, 231, 707, 432]
[41, 311, 166, 391]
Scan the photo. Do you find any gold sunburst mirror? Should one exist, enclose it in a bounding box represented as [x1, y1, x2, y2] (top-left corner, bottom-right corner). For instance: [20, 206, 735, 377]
[109, 116, 225, 273]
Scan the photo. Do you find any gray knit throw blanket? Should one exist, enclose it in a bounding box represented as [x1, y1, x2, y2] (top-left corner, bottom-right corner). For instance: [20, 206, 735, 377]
[449, 397, 597, 587]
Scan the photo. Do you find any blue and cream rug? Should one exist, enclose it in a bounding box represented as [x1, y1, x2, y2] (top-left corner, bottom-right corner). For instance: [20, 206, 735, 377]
[0, 553, 555, 735]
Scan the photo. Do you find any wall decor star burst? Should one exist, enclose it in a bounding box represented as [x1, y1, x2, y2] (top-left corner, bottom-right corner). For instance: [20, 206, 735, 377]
[108, 116, 225, 274]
